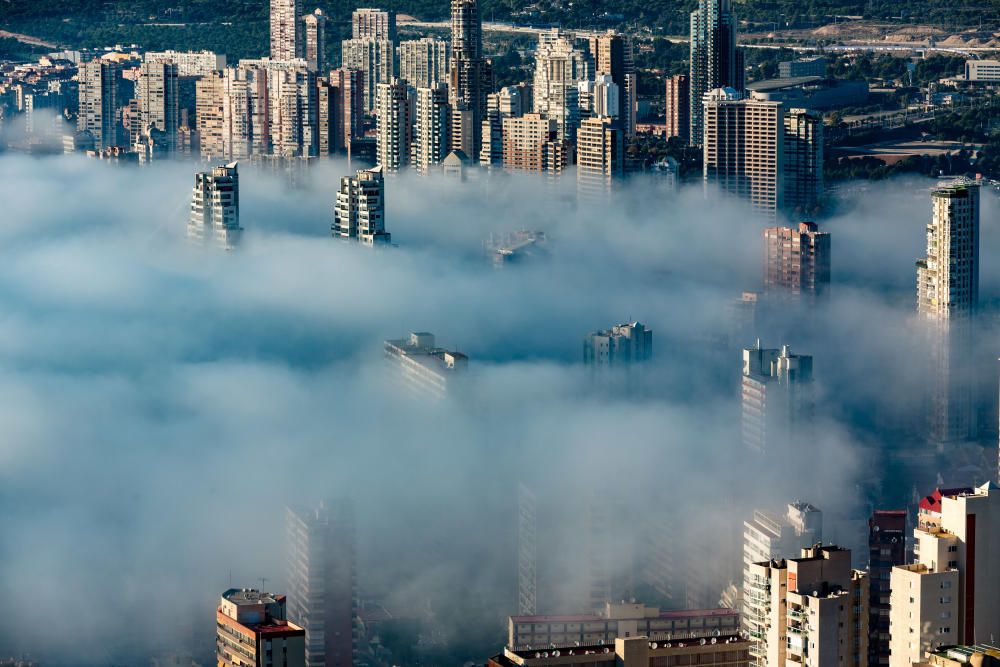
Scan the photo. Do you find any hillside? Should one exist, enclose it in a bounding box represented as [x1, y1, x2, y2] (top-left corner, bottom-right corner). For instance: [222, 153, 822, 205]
[0, 0, 998, 60]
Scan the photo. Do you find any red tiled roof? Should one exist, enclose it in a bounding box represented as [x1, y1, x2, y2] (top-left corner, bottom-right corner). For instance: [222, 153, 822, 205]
[918, 487, 974, 513]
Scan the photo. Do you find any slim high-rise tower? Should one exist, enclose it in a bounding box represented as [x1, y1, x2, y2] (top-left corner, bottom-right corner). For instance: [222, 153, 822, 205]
[375, 78, 412, 173]
[413, 83, 450, 175]
[917, 180, 980, 444]
[783, 108, 824, 214]
[689, 0, 741, 146]
[867, 510, 906, 667]
[333, 166, 391, 245]
[303, 9, 328, 73]
[576, 116, 623, 200]
[341, 38, 395, 114]
[271, 0, 303, 60]
[137, 59, 180, 153]
[532, 30, 591, 143]
[78, 59, 122, 150]
[188, 162, 242, 249]
[449, 0, 492, 158]
[741, 342, 814, 456]
[589, 31, 636, 136]
[286, 503, 357, 667]
[664, 74, 690, 140]
[352, 8, 397, 42]
[399, 38, 450, 90]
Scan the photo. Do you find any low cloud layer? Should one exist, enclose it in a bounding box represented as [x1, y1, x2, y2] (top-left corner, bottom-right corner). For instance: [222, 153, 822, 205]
[0, 155, 995, 664]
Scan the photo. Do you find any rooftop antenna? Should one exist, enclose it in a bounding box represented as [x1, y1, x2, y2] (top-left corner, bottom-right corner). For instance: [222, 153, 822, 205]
[260, 577, 268, 592]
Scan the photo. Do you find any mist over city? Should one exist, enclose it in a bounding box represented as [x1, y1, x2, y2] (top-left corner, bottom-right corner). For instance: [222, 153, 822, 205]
[1, 1, 1000, 667]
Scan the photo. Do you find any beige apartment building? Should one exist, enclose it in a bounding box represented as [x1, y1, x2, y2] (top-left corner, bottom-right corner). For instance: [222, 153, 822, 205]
[703, 89, 784, 217]
[502, 113, 567, 176]
[746, 545, 868, 667]
[763, 222, 831, 302]
[490, 635, 750, 667]
[889, 483, 1000, 667]
[217, 589, 305, 667]
[399, 38, 450, 90]
[375, 78, 412, 173]
[270, 0, 303, 60]
[576, 115, 624, 200]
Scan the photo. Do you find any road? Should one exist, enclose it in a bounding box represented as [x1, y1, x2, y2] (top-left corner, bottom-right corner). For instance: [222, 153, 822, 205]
[398, 18, 606, 39]
[0, 30, 58, 49]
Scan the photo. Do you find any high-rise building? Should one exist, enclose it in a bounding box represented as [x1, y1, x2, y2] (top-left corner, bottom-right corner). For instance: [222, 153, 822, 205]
[532, 30, 592, 142]
[917, 180, 980, 444]
[352, 8, 397, 43]
[782, 108, 823, 214]
[578, 74, 620, 120]
[329, 68, 365, 153]
[332, 166, 390, 245]
[516, 484, 537, 616]
[413, 83, 450, 175]
[763, 222, 831, 303]
[583, 322, 652, 367]
[665, 74, 690, 140]
[703, 89, 784, 217]
[286, 502, 356, 667]
[741, 343, 814, 455]
[742, 503, 823, 667]
[576, 115, 623, 200]
[188, 162, 242, 249]
[449, 0, 492, 158]
[195, 70, 226, 160]
[217, 589, 305, 667]
[271, 0, 303, 60]
[501, 113, 566, 176]
[888, 483, 1000, 667]
[480, 99, 504, 167]
[399, 38, 450, 90]
[136, 59, 180, 153]
[271, 66, 319, 158]
[867, 510, 906, 667]
[383, 332, 468, 399]
[589, 31, 636, 136]
[689, 0, 741, 146]
[500, 85, 529, 117]
[747, 545, 868, 667]
[375, 78, 412, 173]
[341, 39, 395, 114]
[317, 76, 340, 155]
[78, 59, 122, 150]
[303, 10, 328, 73]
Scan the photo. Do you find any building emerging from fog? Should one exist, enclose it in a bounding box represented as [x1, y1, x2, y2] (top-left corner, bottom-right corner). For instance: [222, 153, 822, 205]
[383, 332, 468, 399]
[742, 503, 822, 667]
[188, 162, 242, 249]
[497, 605, 747, 667]
[763, 222, 830, 303]
[332, 166, 391, 246]
[583, 322, 652, 367]
[78, 59, 122, 150]
[747, 545, 868, 667]
[867, 509, 906, 667]
[916, 180, 980, 445]
[286, 502, 356, 667]
[217, 588, 306, 667]
[889, 483, 1000, 667]
[741, 343, 814, 456]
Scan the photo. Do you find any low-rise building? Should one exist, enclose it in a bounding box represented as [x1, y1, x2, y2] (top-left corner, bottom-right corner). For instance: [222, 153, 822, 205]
[383, 332, 468, 399]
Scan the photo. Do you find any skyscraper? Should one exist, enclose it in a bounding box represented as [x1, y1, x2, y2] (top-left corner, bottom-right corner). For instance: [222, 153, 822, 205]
[664, 74, 690, 140]
[271, 0, 303, 60]
[375, 78, 412, 173]
[747, 545, 868, 667]
[78, 59, 122, 150]
[917, 180, 980, 444]
[583, 322, 652, 367]
[217, 589, 305, 667]
[741, 343, 813, 455]
[703, 89, 784, 217]
[576, 115, 623, 201]
[341, 38, 395, 114]
[532, 30, 591, 143]
[136, 59, 180, 153]
[195, 71, 226, 160]
[589, 31, 636, 136]
[689, 0, 741, 146]
[188, 162, 242, 249]
[763, 222, 831, 303]
[332, 166, 391, 245]
[413, 83, 450, 175]
[329, 68, 365, 153]
[449, 0, 492, 158]
[352, 8, 397, 43]
[317, 76, 341, 155]
[286, 502, 357, 667]
[889, 483, 1000, 665]
[742, 503, 823, 667]
[394, 39, 447, 95]
[783, 108, 823, 214]
[303, 9, 328, 73]
[867, 510, 906, 667]
[516, 484, 537, 616]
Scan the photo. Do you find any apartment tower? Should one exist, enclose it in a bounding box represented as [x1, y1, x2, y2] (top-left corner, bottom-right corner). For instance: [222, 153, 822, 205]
[689, 0, 742, 146]
[399, 38, 450, 90]
[741, 343, 814, 455]
[576, 116, 624, 200]
[217, 589, 305, 667]
[449, 0, 492, 157]
[137, 59, 180, 153]
[375, 78, 412, 173]
[332, 166, 391, 245]
[271, 0, 303, 60]
[352, 8, 397, 42]
[664, 74, 690, 140]
[413, 83, 450, 175]
[78, 59, 122, 150]
[303, 9, 328, 73]
[188, 162, 242, 249]
[763, 222, 831, 303]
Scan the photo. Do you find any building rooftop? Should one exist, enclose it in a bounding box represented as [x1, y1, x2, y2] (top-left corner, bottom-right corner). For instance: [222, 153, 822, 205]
[511, 607, 737, 624]
[918, 487, 974, 513]
[746, 76, 824, 92]
[222, 588, 283, 606]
